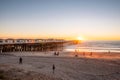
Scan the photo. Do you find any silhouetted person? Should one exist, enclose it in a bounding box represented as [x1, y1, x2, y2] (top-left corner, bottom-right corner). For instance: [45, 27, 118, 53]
[75, 54, 78, 57]
[54, 52, 56, 55]
[19, 57, 22, 64]
[52, 64, 55, 74]
[57, 51, 59, 56]
[90, 52, 92, 56]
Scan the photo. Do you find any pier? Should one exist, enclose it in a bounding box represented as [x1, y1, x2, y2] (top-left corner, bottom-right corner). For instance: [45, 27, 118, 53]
[0, 39, 65, 52]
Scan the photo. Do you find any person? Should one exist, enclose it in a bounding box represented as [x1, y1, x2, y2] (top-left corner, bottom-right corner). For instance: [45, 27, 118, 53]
[52, 64, 55, 74]
[19, 57, 22, 64]
[75, 54, 78, 57]
[90, 52, 92, 56]
[57, 51, 59, 56]
[54, 52, 56, 55]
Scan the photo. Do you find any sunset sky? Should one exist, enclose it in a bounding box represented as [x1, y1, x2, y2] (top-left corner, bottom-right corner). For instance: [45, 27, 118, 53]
[0, 0, 120, 40]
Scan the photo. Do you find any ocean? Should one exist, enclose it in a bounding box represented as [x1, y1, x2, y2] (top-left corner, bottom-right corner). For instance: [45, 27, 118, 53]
[64, 41, 120, 53]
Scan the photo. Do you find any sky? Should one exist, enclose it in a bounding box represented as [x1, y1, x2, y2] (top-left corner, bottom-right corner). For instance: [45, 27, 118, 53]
[0, 0, 120, 40]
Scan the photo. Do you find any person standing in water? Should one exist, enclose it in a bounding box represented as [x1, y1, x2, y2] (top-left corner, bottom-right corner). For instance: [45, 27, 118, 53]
[52, 64, 55, 74]
[19, 57, 22, 64]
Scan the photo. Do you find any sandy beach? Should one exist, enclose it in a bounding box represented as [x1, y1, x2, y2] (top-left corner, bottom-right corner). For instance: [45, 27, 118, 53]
[0, 52, 120, 80]
[1, 0, 120, 80]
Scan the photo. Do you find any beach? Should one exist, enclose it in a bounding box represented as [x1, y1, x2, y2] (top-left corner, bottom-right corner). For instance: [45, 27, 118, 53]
[0, 52, 120, 80]
[1, 0, 120, 80]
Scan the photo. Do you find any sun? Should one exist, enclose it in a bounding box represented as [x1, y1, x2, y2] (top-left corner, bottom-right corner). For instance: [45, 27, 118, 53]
[77, 36, 85, 41]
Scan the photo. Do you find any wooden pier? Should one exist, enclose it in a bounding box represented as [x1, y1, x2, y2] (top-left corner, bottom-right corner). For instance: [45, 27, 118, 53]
[0, 39, 65, 53]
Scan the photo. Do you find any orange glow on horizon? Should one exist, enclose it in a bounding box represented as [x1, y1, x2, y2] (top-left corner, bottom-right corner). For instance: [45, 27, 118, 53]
[77, 36, 85, 41]
[0, 34, 120, 41]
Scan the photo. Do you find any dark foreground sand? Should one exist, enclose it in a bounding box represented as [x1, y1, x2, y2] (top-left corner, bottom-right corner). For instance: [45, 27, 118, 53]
[0, 52, 120, 80]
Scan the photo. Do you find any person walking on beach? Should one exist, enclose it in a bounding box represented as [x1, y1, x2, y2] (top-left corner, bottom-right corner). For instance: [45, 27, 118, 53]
[90, 52, 92, 56]
[19, 57, 22, 64]
[57, 51, 59, 56]
[54, 52, 56, 56]
[52, 64, 55, 74]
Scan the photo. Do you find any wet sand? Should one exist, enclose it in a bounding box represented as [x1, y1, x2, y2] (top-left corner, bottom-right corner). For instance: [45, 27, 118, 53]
[0, 52, 120, 80]
[2, 51, 120, 59]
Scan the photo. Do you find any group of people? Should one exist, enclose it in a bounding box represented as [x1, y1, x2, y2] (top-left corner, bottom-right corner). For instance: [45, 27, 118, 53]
[54, 51, 59, 56]
[19, 57, 56, 74]
[75, 52, 93, 57]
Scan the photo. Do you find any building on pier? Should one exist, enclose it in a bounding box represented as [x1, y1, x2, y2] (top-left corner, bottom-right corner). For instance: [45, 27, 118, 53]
[0, 39, 65, 53]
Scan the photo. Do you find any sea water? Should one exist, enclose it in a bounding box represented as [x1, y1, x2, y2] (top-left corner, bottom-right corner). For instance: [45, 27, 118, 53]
[64, 41, 120, 53]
